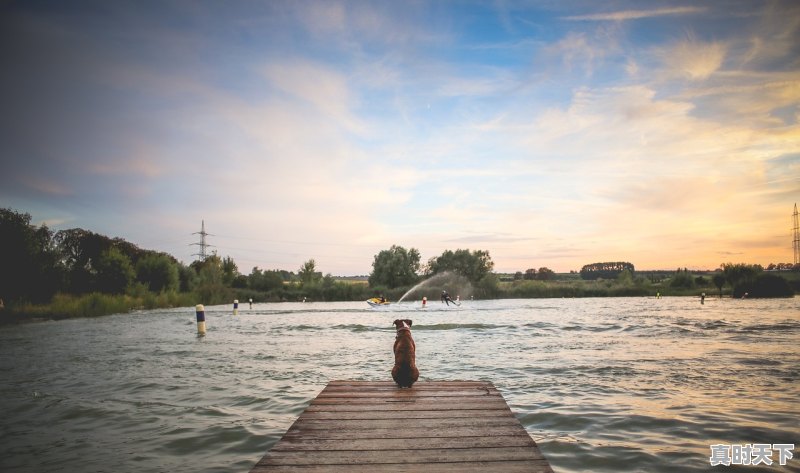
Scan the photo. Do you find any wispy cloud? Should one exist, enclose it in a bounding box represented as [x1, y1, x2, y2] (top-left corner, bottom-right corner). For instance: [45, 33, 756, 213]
[563, 7, 705, 22]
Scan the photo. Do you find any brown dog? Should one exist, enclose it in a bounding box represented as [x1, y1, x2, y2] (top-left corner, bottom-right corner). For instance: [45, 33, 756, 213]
[392, 319, 419, 388]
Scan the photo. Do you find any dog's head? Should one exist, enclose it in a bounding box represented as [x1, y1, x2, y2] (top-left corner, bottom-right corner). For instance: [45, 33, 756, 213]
[393, 319, 413, 332]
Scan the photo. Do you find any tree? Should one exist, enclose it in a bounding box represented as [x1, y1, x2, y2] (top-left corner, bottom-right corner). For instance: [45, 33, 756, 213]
[749, 274, 793, 298]
[248, 267, 285, 292]
[536, 267, 556, 281]
[299, 259, 320, 284]
[55, 228, 113, 293]
[523, 268, 536, 280]
[0, 208, 62, 303]
[426, 249, 494, 284]
[136, 253, 179, 293]
[712, 273, 726, 297]
[221, 256, 239, 285]
[192, 255, 224, 286]
[721, 263, 762, 298]
[368, 245, 421, 289]
[94, 247, 135, 294]
[580, 262, 635, 280]
[669, 268, 695, 289]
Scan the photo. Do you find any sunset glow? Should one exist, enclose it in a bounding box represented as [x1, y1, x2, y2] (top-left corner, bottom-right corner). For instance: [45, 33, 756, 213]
[2, 1, 798, 274]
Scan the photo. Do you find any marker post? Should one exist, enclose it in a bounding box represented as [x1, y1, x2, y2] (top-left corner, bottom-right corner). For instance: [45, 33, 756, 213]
[196, 304, 206, 336]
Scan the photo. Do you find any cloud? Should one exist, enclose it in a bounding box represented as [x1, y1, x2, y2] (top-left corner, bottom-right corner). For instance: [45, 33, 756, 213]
[563, 7, 705, 22]
[262, 60, 366, 134]
[659, 37, 727, 81]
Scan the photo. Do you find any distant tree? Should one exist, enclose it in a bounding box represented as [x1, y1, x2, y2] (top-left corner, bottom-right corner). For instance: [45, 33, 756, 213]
[177, 262, 198, 292]
[0, 208, 63, 303]
[669, 268, 695, 289]
[513, 271, 523, 281]
[616, 269, 634, 285]
[580, 262, 635, 280]
[136, 253, 179, 293]
[193, 254, 224, 286]
[248, 267, 285, 292]
[368, 245, 421, 289]
[55, 228, 111, 293]
[94, 247, 135, 294]
[536, 267, 556, 281]
[721, 263, 762, 297]
[299, 259, 321, 284]
[523, 268, 536, 280]
[426, 249, 494, 284]
[221, 256, 239, 285]
[749, 273, 793, 297]
[712, 273, 726, 297]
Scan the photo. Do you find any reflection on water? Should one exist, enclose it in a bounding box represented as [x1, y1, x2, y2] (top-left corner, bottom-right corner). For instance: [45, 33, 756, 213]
[0, 297, 798, 472]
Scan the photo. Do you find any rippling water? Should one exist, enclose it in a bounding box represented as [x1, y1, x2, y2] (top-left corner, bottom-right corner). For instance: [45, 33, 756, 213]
[1, 297, 798, 472]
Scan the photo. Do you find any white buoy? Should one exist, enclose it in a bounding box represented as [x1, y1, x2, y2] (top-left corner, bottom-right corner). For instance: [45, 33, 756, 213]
[233, 299, 239, 315]
[422, 296, 427, 308]
[196, 304, 206, 335]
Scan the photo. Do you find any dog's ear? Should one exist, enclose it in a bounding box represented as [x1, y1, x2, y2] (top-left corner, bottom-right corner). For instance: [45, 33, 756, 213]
[404, 319, 413, 327]
[393, 319, 402, 328]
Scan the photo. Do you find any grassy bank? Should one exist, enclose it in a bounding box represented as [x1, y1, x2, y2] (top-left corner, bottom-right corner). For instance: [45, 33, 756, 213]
[1, 291, 198, 324]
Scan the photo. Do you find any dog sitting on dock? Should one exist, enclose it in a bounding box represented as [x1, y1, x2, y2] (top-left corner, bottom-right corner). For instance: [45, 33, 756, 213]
[392, 319, 419, 388]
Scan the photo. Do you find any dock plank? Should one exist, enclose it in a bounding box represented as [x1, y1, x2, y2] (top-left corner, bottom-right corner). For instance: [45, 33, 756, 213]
[250, 381, 553, 473]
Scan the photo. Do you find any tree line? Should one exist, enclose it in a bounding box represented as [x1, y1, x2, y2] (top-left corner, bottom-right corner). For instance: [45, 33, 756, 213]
[0, 208, 499, 311]
[1, 207, 794, 319]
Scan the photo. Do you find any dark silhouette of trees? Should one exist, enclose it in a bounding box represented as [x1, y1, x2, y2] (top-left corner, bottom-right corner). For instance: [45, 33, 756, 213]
[0, 208, 62, 303]
[369, 245, 421, 289]
[426, 249, 494, 284]
[580, 262, 635, 280]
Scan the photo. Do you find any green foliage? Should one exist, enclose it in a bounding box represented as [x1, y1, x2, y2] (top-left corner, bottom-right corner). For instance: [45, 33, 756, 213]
[299, 259, 321, 285]
[426, 249, 494, 284]
[0, 208, 63, 303]
[94, 248, 135, 294]
[580, 262, 635, 280]
[248, 267, 285, 292]
[669, 268, 695, 289]
[368, 245, 421, 289]
[136, 253, 179, 293]
[712, 273, 726, 296]
[177, 263, 198, 292]
[722, 263, 763, 297]
[537, 267, 556, 281]
[741, 273, 793, 298]
[475, 273, 500, 298]
[221, 256, 239, 285]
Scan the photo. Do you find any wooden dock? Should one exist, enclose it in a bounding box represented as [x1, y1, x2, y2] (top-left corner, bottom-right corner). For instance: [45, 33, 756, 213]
[250, 380, 554, 472]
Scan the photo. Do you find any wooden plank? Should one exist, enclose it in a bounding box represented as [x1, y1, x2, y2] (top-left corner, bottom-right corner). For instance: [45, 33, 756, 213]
[251, 460, 554, 473]
[257, 446, 544, 465]
[308, 399, 510, 409]
[271, 435, 536, 451]
[300, 408, 509, 420]
[282, 425, 535, 440]
[292, 416, 522, 430]
[249, 381, 554, 473]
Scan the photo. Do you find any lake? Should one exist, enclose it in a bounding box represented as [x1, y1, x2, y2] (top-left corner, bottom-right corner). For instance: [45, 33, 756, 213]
[0, 297, 798, 472]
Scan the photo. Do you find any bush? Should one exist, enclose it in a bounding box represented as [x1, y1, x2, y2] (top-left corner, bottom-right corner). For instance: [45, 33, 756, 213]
[738, 274, 794, 298]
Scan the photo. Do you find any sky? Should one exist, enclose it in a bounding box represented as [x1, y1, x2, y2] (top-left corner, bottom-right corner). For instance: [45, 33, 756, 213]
[1, 0, 799, 275]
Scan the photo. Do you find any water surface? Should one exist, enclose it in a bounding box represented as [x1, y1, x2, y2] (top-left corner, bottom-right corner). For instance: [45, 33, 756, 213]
[0, 297, 798, 472]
